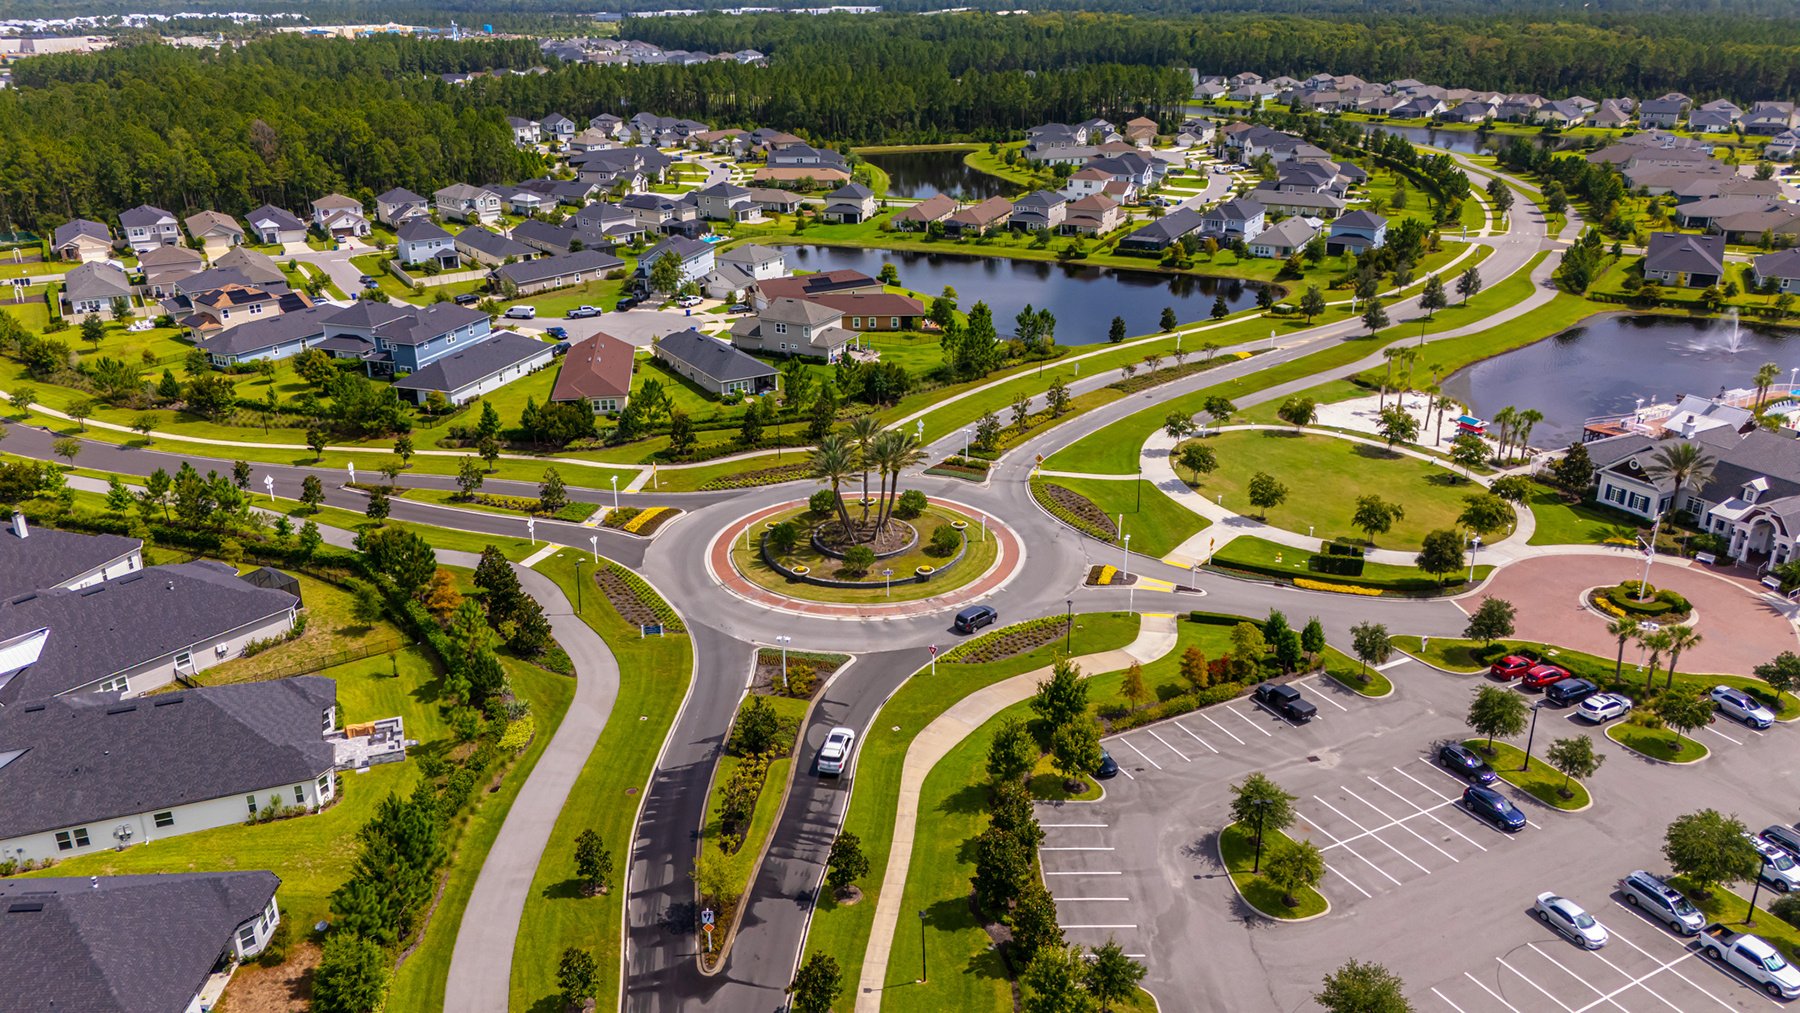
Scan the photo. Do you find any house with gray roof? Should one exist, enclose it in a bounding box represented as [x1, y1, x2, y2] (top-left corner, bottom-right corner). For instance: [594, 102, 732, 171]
[51, 219, 111, 262]
[1637, 94, 1690, 129]
[820, 182, 876, 224]
[1327, 209, 1388, 255]
[1011, 190, 1068, 232]
[653, 328, 776, 396]
[1753, 248, 1800, 293]
[394, 329, 555, 406]
[136, 244, 207, 298]
[244, 204, 308, 246]
[375, 187, 430, 227]
[434, 183, 503, 224]
[184, 210, 244, 252]
[0, 872, 283, 1012]
[0, 676, 339, 862]
[491, 248, 624, 295]
[455, 226, 538, 268]
[542, 112, 577, 142]
[1248, 216, 1321, 259]
[118, 204, 179, 253]
[729, 297, 856, 362]
[636, 236, 715, 291]
[0, 513, 141, 600]
[0, 559, 299, 706]
[695, 182, 758, 222]
[1117, 207, 1204, 254]
[702, 244, 785, 302]
[396, 219, 458, 268]
[195, 304, 333, 366]
[211, 246, 286, 287]
[59, 260, 132, 316]
[1643, 231, 1726, 287]
[1201, 198, 1268, 241]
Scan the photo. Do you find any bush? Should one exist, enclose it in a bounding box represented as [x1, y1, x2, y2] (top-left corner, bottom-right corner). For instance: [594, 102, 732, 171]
[841, 545, 876, 574]
[929, 523, 963, 556]
[1772, 895, 1800, 929]
[1323, 540, 1365, 557]
[1307, 553, 1366, 577]
[809, 488, 839, 516]
[895, 488, 927, 519]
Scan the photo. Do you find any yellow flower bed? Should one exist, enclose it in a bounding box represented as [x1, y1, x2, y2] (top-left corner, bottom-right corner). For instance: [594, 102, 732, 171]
[1095, 565, 1117, 586]
[1591, 593, 1627, 618]
[1294, 578, 1384, 596]
[1602, 535, 1637, 547]
[623, 506, 670, 534]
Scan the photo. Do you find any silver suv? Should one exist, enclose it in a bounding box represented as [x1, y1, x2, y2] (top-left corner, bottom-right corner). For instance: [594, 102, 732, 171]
[1751, 835, 1800, 892]
[1620, 870, 1705, 935]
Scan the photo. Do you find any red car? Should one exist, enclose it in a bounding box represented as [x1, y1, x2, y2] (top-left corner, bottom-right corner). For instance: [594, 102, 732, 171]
[1522, 663, 1571, 689]
[1490, 655, 1533, 680]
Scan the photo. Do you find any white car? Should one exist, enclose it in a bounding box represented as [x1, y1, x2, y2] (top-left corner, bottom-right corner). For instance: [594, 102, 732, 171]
[1750, 835, 1800, 892]
[675, 294, 703, 308]
[816, 726, 856, 776]
[503, 305, 537, 320]
[1712, 685, 1775, 729]
[1577, 692, 1632, 723]
[1535, 892, 1609, 949]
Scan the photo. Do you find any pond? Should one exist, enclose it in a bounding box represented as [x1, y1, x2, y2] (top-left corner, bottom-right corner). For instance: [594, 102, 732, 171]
[1440, 313, 1799, 448]
[783, 244, 1265, 344]
[862, 148, 1012, 202]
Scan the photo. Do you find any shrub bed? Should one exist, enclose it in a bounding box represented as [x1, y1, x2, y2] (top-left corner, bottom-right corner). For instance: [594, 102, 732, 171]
[1031, 480, 1117, 543]
[924, 456, 991, 481]
[1105, 353, 1242, 395]
[1104, 681, 1245, 733]
[595, 563, 686, 632]
[1592, 581, 1692, 620]
[604, 506, 679, 536]
[697, 463, 812, 491]
[941, 615, 1073, 664]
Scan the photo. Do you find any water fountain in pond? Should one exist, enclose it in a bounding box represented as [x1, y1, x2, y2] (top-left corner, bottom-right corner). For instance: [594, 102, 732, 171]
[1718, 307, 1745, 354]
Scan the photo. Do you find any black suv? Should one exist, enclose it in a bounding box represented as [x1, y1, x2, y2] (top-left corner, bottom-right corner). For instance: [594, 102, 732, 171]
[1253, 683, 1317, 723]
[953, 605, 997, 634]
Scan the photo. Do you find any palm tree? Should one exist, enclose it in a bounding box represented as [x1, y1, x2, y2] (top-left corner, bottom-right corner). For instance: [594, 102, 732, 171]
[1516, 409, 1544, 457]
[1662, 625, 1703, 690]
[1435, 395, 1456, 445]
[1754, 361, 1781, 409]
[1378, 347, 1404, 410]
[1645, 441, 1717, 522]
[1637, 627, 1674, 695]
[846, 415, 882, 529]
[871, 430, 927, 532]
[1607, 616, 1641, 681]
[1491, 406, 1518, 463]
[809, 434, 857, 537]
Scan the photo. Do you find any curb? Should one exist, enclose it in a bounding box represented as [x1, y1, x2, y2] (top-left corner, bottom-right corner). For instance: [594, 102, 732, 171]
[1603, 725, 1711, 767]
[1212, 823, 1331, 924]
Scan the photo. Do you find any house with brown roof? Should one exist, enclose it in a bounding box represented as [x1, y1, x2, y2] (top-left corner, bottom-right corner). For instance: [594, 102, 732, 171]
[1061, 194, 1122, 236]
[891, 194, 957, 232]
[550, 333, 636, 414]
[1125, 116, 1159, 145]
[945, 196, 1014, 237]
[804, 292, 926, 331]
[750, 269, 883, 309]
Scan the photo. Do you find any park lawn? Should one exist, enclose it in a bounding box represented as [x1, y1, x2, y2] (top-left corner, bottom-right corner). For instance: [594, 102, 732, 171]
[1179, 430, 1480, 550]
[1219, 823, 1329, 919]
[962, 142, 1041, 188]
[1527, 485, 1641, 546]
[274, 499, 540, 561]
[1321, 645, 1394, 697]
[510, 553, 693, 1013]
[802, 613, 1142, 1012]
[199, 569, 410, 684]
[1210, 535, 1492, 594]
[1090, 614, 1238, 706]
[730, 503, 1000, 604]
[1465, 739, 1591, 810]
[401, 485, 595, 524]
[1606, 723, 1710, 764]
[1391, 636, 1800, 721]
[504, 276, 631, 318]
[1045, 476, 1207, 559]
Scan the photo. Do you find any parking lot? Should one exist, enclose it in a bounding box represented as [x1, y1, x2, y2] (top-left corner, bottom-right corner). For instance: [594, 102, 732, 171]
[1037, 655, 1799, 1011]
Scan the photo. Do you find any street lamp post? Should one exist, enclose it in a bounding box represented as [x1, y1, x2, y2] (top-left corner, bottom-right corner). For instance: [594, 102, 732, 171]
[1121, 534, 1132, 580]
[1064, 598, 1073, 653]
[884, 568, 894, 597]
[918, 911, 928, 983]
[775, 635, 792, 693]
[1521, 700, 1546, 771]
[1468, 533, 1482, 583]
[574, 558, 583, 610]
[610, 475, 619, 513]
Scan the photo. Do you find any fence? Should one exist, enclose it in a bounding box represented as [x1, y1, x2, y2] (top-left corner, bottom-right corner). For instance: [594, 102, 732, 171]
[386, 258, 490, 289]
[192, 632, 413, 686]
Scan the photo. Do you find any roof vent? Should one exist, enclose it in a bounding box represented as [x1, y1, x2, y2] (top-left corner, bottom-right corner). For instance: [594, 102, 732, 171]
[10, 512, 25, 540]
[6, 902, 43, 913]
[152, 696, 185, 707]
[104, 704, 137, 715]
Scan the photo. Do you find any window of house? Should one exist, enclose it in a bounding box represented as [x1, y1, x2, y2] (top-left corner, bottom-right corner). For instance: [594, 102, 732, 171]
[247, 795, 259, 816]
[174, 650, 193, 669]
[294, 785, 306, 805]
[850, 317, 862, 328]
[773, 322, 787, 335]
[238, 924, 259, 952]
[97, 675, 129, 693]
[1628, 493, 1651, 512]
[890, 317, 900, 329]
[318, 775, 332, 799]
[55, 828, 89, 851]
[154, 811, 174, 829]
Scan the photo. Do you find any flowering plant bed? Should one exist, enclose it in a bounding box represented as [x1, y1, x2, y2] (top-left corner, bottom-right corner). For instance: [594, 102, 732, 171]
[604, 505, 680, 536]
[940, 614, 1073, 664]
[698, 463, 812, 491]
[1031, 480, 1118, 543]
[596, 563, 686, 632]
[924, 456, 992, 481]
[1085, 564, 1135, 586]
[1589, 581, 1691, 621]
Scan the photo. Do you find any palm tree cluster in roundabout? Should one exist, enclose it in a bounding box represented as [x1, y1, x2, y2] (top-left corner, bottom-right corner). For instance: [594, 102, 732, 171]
[808, 416, 929, 551]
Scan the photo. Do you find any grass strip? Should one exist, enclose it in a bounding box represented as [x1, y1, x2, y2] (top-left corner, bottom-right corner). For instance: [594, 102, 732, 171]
[1219, 823, 1328, 919]
[1463, 739, 1590, 811]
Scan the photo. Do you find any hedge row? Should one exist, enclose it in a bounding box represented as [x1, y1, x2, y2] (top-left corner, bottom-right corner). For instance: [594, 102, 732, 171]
[1308, 553, 1366, 577]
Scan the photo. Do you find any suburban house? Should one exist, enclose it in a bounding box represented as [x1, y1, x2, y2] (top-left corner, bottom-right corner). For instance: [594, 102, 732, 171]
[729, 297, 857, 361]
[195, 304, 332, 366]
[517, 176, 601, 207]
[210, 246, 286, 287]
[1745, 102, 1798, 135]
[0, 513, 141, 599]
[569, 127, 614, 153]
[184, 210, 244, 253]
[179, 281, 299, 334]
[751, 269, 883, 309]
[455, 226, 537, 268]
[636, 236, 716, 290]
[59, 261, 132, 316]
[511, 217, 639, 257]
[891, 194, 957, 231]
[1117, 208, 1204, 254]
[0, 676, 339, 863]
[572, 146, 674, 191]
[395, 219, 459, 268]
[570, 200, 650, 244]
[653, 328, 777, 396]
[136, 244, 207, 299]
[748, 187, 804, 216]
[0, 557, 299, 706]
[0, 871, 283, 1013]
[337, 300, 493, 378]
[542, 112, 577, 143]
[695, 182, 759, 222]
[1125, 115, 1159, 145]
[805, 291, 926, 331]
[1643, 231, 1726, 287]
[820, 183, 877, 224]
[945, 195, 1015, 237]
[491, 248, 625, 296]
[310, 194, 371, 239]
[702, 243, 786, 302]
[1591, 99, 1633, 129]
[1248, 216, 1321, 259]
[1753, 248, 1800, 293]
[1201, 198, 1268, 241]
[1637, 94, 1690, 129]
[507, 116, 541, 146]
[1065, 167, 1133, 203]
[1010, 191, 1068, 232]
[244, 204, 307, 246]
[375, 187, 431, 227]
[620, 193, 702, 235]
[434, 183, 503, 224]
[1326, 210, 1389, 255]
[1062, 194, 1123, 235]
[118, 204, 180, 253]
[51, 219, 111, 262]
[393, 329, 556, 406]
[550, 332, 635, 414]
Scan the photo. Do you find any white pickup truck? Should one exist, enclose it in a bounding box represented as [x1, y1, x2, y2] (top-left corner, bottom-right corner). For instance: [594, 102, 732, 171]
[1700, 923, 1800, 999]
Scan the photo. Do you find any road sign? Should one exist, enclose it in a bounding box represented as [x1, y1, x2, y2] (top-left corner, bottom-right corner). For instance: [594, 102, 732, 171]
[929, 645, 937, 657]
[701, 908, 715, 926]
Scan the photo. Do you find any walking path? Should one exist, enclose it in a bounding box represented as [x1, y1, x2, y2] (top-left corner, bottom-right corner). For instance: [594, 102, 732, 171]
[853, 612, 1179, 1009]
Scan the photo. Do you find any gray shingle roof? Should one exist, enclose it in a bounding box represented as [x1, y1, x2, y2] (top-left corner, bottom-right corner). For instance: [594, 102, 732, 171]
[0, 676, 337, 839]
[492, 248, 623, 287]
[0, 521, 140, 600]
[394, 330, 552, 396]
[374, 302, 487, 347]
[61, 262, 132, 304]
[456, 226, 536, 262]
[396, 219, 453, 243]
[656, 328, 776, 383]
[1122, 208, 1203, 245]
[1645, 232, 1726, 277]
[244, 204, 306, 234]
[0, 872, 279, 1013]
[52, 219, 108, 249]
[195, 305, 331, 359]
[118, 205, 173, 229]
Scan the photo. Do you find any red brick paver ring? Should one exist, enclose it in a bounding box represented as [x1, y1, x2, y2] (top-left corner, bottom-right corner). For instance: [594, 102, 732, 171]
[705, 495, 1027, 620]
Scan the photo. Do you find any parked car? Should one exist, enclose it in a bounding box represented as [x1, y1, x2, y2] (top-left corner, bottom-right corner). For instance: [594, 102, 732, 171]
[1545, 678, 1599, 707]
[1577, 692, 1632, 723]
[953, 605, 997, 634]
[1096, 749, 1118, 779]
[567, 305, 601, 319]
[358, 274, 377, 288]
[615, 296, 640, 311]
[1521, 663, 1572, 689]
[1750, 835, 1800, 892]
[504, 305, 537, 319]
[1620, 870, 1705, 935]
[452, 293, 480, 306]
[545, 326, 569, 340]
[1253, 683, 1318, 723]
[1490, 655, 1534, 680]
[1700, 924, 1800, 999]
[1437, 742, 1497, 784]
[1712, 685, 1775, 729]
[675, 294, 703, 308]
[816, 726, 856, 776]
[1762, 825, 1800, 860]
[1535, 892, 1609, 949]
[1462, 785, 1526, 832]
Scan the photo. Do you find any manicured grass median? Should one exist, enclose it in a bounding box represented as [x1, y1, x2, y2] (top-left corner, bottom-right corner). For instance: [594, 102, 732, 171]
[1464, 739, 1590, 810]
[1219, 823, 1328, 919]
[728, 503, 999, 604]
[1321, 646, 1392, 697]
[1209, 535, 1492, 596]
[1606, 723, 1709, 764]
[1046, 475, 1207, 558]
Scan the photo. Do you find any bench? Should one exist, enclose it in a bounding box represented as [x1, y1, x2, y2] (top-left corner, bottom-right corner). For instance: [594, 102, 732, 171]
[1695, 552, 1717, 566]
[1763, 575, 1784, 592]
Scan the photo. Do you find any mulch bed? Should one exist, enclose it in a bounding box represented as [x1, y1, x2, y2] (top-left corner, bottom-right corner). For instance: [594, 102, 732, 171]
[1041, 483, 1118, 538]
[815, 518, 916, 555]
[753, 649, 846, 699]
[698, 462, 811, 491]
[596, 566, 667, 628]
[948, 617, 1071, 664]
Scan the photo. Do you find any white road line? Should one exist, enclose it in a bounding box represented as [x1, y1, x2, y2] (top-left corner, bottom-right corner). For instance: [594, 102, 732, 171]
[1044, 870, 1122, 876]
[1571, 948, 1716, 1013]
[1119, 737, 1164, 771]
[1431, 986, 1472, 1013]
[1342, 786, 1459, 864]
[1054, 897, 1131, 902]
[1464, 971, 1524, 1012]
[1324, 861, 1371, 898]
[1063, 924, 1137, 929]
[1294, 676, 1350, 711]
[1201, 712, 1245, 745]
[1230, 705, 1275, 736]
[1497, 955, 1578, 1013]
[1173, 720, 1219, 753]
[1040, 823, 1108, 828]
[1308, 796, 1456, 853]
[1041, 846, 1116, 851]
[1145, 727, 1190, 761]
[1312, 796, 1432, 875]
[1300, 808, 1403, 886]
[1397, 763, 1460, 802]
[1589, 950, 1683, 1013]
[1369, 776, 1488, 852]
[1527, 942, 1626, 1011]
[1605, 921, 1737, 1012]
[1705, 725, 1744, 745]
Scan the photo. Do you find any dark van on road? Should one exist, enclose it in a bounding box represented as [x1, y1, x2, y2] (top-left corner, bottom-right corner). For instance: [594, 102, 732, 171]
[953, 605, 997, 634]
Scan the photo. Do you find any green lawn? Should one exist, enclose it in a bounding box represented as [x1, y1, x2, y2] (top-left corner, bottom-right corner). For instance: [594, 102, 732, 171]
[503, 276, 630, 319]
[1041, 476, 1207, 559]
[401, 485, 595, 524]
[1219, 823, 1329, 919]
[801, 612, 1141, 1012]
[699, 751, 794, 934]
[274, 500, 540, 562]
[1321, 645, 1393, 697]
[730, 503, 1000, 603]
[1527, 485, 1641, 546]
[1464, 739, 1591, 810]
[510, 554, 694, 1012]
[1606, 723, 1709, 763]
[1210, 535, 1492, 595]
[1672, 878, 1800, 965]
[1178, 430, 1482, 550]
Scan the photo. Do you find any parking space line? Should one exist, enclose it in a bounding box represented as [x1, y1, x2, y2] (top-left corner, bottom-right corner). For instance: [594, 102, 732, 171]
[1229, 706, 1275, 736]
[1040, 823, 1107, 828]
[1571, 948, 1716, 1013]
[1300, 808, 1403, 886]
[1312, 796, 1433, 874]
[1605, 919, 1738, 1012]
[1145, 728, 1190, 761]
[1063, 924, 1137, 929]
[1200, 712, 1245, 745]
[1397, 763, 1460, 802]
[1497, 956, 1578, 1012]
[1705, 725, 1744, 745]
[1054, 896, 1130, 902]
[1118, 737, 1164, 771]
[1041, 846, 1115, 851]
[1325, 861, 1371, 899]
[1116, 764, 1135, 780]
[1293, 676, 1350, 711]
[1588, 951, 1683, 1013]
[1464, 971, 1524, 1011]
[1308, 796, 1457, 852]
[1172, 720, 1219, 754]
[1341, 786, 1460, 864]
[1527, 943, 1625, 1010]
[1368, 776, 1488, 852]
[1431, 987, 1472, 1013]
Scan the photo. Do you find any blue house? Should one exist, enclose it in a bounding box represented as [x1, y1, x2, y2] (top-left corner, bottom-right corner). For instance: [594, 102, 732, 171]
[316, 301, 493, 377]
[1326, 210, 1388, 255]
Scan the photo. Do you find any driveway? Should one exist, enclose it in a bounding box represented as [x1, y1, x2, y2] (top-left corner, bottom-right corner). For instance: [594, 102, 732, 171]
[557, 308, 727, 347]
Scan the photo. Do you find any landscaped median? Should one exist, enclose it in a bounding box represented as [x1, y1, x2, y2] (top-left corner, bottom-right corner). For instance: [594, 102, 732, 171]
[1208, 535, 1493, 597]
[1606, 720, 1710, 764]
[1463, 739, 1592, 810]
[1218, 823, 1329, 920]
[1030, 475, 1208, 558]
[1320, 646, 1393, 697]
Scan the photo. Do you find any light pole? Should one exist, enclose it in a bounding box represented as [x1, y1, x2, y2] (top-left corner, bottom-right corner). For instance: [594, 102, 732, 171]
[527, 516, 536, 545]
[1064, 598, 1073, 654]
[1468, 533, 1481, 583]
[1121, 533, 1132, 580]
[610, 474, 619, 513]
[1638, 513, 1662, 602]
[918, 910, 928, 983]
[914, 419, 923, 444]
[884, 567, 894, 597]
[574, 558, 583, 610]
[589, 534, 598, 563]
[960, 427, 970, 456]
[1521, 700, 1546, 771]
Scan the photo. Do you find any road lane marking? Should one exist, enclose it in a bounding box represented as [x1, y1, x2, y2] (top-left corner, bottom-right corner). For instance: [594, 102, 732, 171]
[1044, 870, 1122, 876]
[1119, 737, 1163, 771]
[1145, 727, 1190, 761]
[1041, 846, 1115, 851]
[1397, 763, 1460, 802]
[1054, 896, 1130, 902]
[1173, 720, 1219, 753]
[1325, 862, 1371, 898]
[1063, 924, 1137, 929]
[1571, 948, 1722, 1013]
[1589, 950, 1684, 1013]
[1604, 921, 1737, 1012]
[1705, 725, 1744, 745]
[1293, 676, 1350, 711]
[1040, 823, 1108, 828]
[1528, 942, 1625, 1010]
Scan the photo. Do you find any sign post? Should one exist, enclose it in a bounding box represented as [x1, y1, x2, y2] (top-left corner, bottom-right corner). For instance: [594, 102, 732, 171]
[701, 907, 715, 952]
[263, 474, 275, 502]
[929, 644, 937, 676]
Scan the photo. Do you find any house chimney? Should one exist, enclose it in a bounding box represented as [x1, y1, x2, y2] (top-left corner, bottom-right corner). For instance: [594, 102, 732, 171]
[10, 512, 25, 539]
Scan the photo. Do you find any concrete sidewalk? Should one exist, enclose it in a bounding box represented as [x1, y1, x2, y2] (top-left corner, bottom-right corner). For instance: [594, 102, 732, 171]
[854, 613, 1180, 1010]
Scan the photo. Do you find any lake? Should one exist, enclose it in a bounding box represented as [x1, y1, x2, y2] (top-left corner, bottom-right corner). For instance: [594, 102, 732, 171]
[783, 244, 1264, 344]
[1441, 314, 1798, 447]
[863, 148, 1012, 201]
